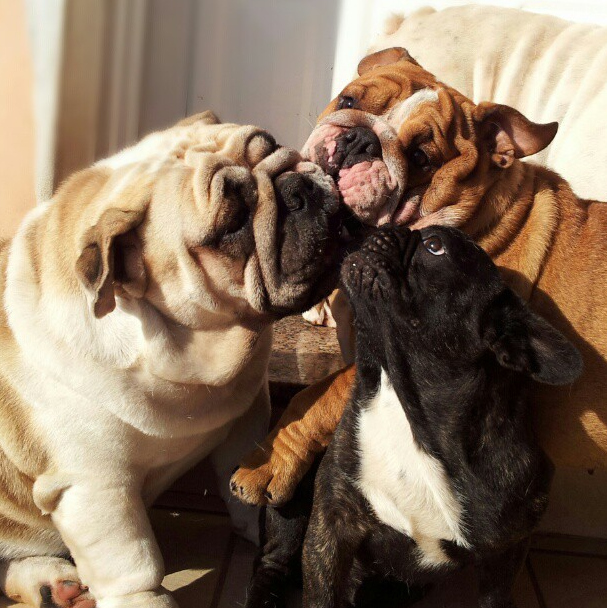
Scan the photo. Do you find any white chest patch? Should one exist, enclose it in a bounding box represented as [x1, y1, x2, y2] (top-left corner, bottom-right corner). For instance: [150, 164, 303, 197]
[356, 370, 470, 567]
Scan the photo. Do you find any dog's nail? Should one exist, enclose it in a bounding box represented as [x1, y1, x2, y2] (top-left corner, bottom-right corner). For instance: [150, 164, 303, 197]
[39, 585, 53, 604]
[230, 481, 237, 492]
[264, 490, 273, 501]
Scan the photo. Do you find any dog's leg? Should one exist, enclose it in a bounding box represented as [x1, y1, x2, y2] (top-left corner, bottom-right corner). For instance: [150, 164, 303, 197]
[245, 458, 319, 608]
[231, 365, 355, 506]
[211, 382, 272, 544]
[34, 478, 176, 608]
[0, 556, 94, 608]
[476, 538, 530, 608]
[302, 505, 361, 608]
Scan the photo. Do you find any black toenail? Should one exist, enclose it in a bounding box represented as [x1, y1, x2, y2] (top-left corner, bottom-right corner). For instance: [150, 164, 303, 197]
[230, 481, 237, 492]
[264, 491, 273, 500]
[39, 585, 54, 607]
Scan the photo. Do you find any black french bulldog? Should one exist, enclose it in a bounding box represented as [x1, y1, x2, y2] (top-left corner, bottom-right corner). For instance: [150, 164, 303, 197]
[246, 225, 582, 608]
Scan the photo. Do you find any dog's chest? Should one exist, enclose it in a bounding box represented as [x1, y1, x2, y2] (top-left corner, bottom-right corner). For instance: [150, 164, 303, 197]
[356, 371, 469, 567]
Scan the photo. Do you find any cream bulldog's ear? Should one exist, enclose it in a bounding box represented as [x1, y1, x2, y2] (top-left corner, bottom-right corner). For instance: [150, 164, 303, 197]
[75, 204, 148, 319]
[357, 47, 419, 76]
[474, 102, 558, 169]
[176, 110, 221, 128]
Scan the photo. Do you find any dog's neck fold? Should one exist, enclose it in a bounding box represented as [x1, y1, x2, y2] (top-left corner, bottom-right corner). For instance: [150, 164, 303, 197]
[461, 161, 564, 300]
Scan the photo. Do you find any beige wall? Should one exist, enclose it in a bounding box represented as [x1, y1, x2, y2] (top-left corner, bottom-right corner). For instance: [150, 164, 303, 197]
[0, 0, 36, 239]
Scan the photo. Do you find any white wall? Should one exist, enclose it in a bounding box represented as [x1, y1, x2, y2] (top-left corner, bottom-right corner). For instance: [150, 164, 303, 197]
[139, 0, 340, 149]
[138, 0, 607, 149]
[31, 0, 607, 183]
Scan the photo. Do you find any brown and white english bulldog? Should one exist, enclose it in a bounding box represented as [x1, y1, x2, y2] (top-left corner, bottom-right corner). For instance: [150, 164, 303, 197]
[0, 111, 346, 608]
[231, 48, 607, 529]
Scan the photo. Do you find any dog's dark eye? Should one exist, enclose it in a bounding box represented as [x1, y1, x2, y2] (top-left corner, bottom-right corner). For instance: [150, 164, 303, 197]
[337, 95, 358, 110]
[223, 205, 250, 236]
[410, 148, 431, 171]
[423, 236, 445, 256]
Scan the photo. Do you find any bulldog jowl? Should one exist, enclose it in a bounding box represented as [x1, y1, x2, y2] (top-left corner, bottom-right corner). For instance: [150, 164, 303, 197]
[301, 110, 423, 228]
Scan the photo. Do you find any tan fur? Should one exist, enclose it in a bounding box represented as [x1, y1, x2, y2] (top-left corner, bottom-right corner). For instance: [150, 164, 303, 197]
[233, 365, 355, 505]
[0, 114, 337, 608]
[234, 51, 607, 510]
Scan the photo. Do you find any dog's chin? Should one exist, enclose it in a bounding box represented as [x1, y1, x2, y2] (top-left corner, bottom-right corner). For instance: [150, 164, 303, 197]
[391, 186, 425, 225]
[265, 261, 340, 318]
[264, 215, 356, 317]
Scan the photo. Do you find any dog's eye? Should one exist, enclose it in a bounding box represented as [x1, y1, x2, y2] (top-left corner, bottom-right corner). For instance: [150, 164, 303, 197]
[337, 95, 358, 110]
[410, 148, 431, 171]
[423, 236, 445, 256]
[223, 205, 250, 237]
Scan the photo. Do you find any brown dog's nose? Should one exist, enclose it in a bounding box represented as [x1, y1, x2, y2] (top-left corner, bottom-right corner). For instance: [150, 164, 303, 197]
[339, 127, 382, 169]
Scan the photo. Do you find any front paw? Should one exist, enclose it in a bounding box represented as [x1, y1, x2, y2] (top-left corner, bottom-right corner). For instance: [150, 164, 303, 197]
[230, 451, 303, 507]
[40, 580, 95, 608]
[302, 299, 337, 327]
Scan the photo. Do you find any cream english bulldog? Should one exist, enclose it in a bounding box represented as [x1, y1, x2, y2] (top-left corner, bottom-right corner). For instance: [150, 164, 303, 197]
[0, 112, 343, 608]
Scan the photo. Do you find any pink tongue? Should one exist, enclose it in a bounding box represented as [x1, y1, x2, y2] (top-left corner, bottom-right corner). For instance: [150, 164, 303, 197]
[338, 160, 397, 225]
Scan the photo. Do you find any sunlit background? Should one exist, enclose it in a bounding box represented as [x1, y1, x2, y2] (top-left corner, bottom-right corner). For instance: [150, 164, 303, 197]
[2, 0, 607, 239]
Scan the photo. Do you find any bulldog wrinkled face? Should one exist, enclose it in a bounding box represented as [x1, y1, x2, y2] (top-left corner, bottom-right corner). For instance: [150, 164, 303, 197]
[341, 225, 582, 387]
[303, 47, 557, 231]
[81, 114, 345, 329]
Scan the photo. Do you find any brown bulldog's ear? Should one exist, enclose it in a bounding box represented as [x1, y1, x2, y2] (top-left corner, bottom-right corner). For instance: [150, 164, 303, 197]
[357, 47, 419, 76]
[76, 204, 148, 319]
[474, 102, 558, 169]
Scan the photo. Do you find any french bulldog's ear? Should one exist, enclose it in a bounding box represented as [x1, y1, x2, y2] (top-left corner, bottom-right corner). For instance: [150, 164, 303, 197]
[474, 102, 558, 169]
[357, 47, 419, 76]
[483, 290, 582, 386]
[75, 204, 148, 319]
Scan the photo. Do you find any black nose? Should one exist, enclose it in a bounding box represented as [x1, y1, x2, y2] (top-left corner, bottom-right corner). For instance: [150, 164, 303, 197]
[360, 226, 418, 263]
[338, 127, 382, 169]
[340, 227, 420, 299]
[275, 172, 336, 215]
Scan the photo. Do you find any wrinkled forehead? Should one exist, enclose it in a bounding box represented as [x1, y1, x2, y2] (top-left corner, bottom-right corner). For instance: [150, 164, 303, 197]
[326, 63, 436, 116]
[384, 88, 440, 131]
[96, 121, 276, 174]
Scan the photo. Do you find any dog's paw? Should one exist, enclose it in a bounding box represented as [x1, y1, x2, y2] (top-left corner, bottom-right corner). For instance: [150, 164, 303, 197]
[40, 580, 95, 608]
[230, 456, 301, 507]
[302, 299, 337, 327]
[3, 556, 96, 608]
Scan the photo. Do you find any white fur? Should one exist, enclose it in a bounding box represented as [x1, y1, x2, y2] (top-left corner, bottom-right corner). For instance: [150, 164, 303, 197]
[386, 88, 439, 131]
[0, 119, 277, 608]
[356, 370, 470, 568]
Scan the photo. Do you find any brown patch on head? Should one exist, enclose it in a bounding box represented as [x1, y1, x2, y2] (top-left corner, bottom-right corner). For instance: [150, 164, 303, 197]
[320, 47, 438, 121]
[314, 49, 558, 232]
